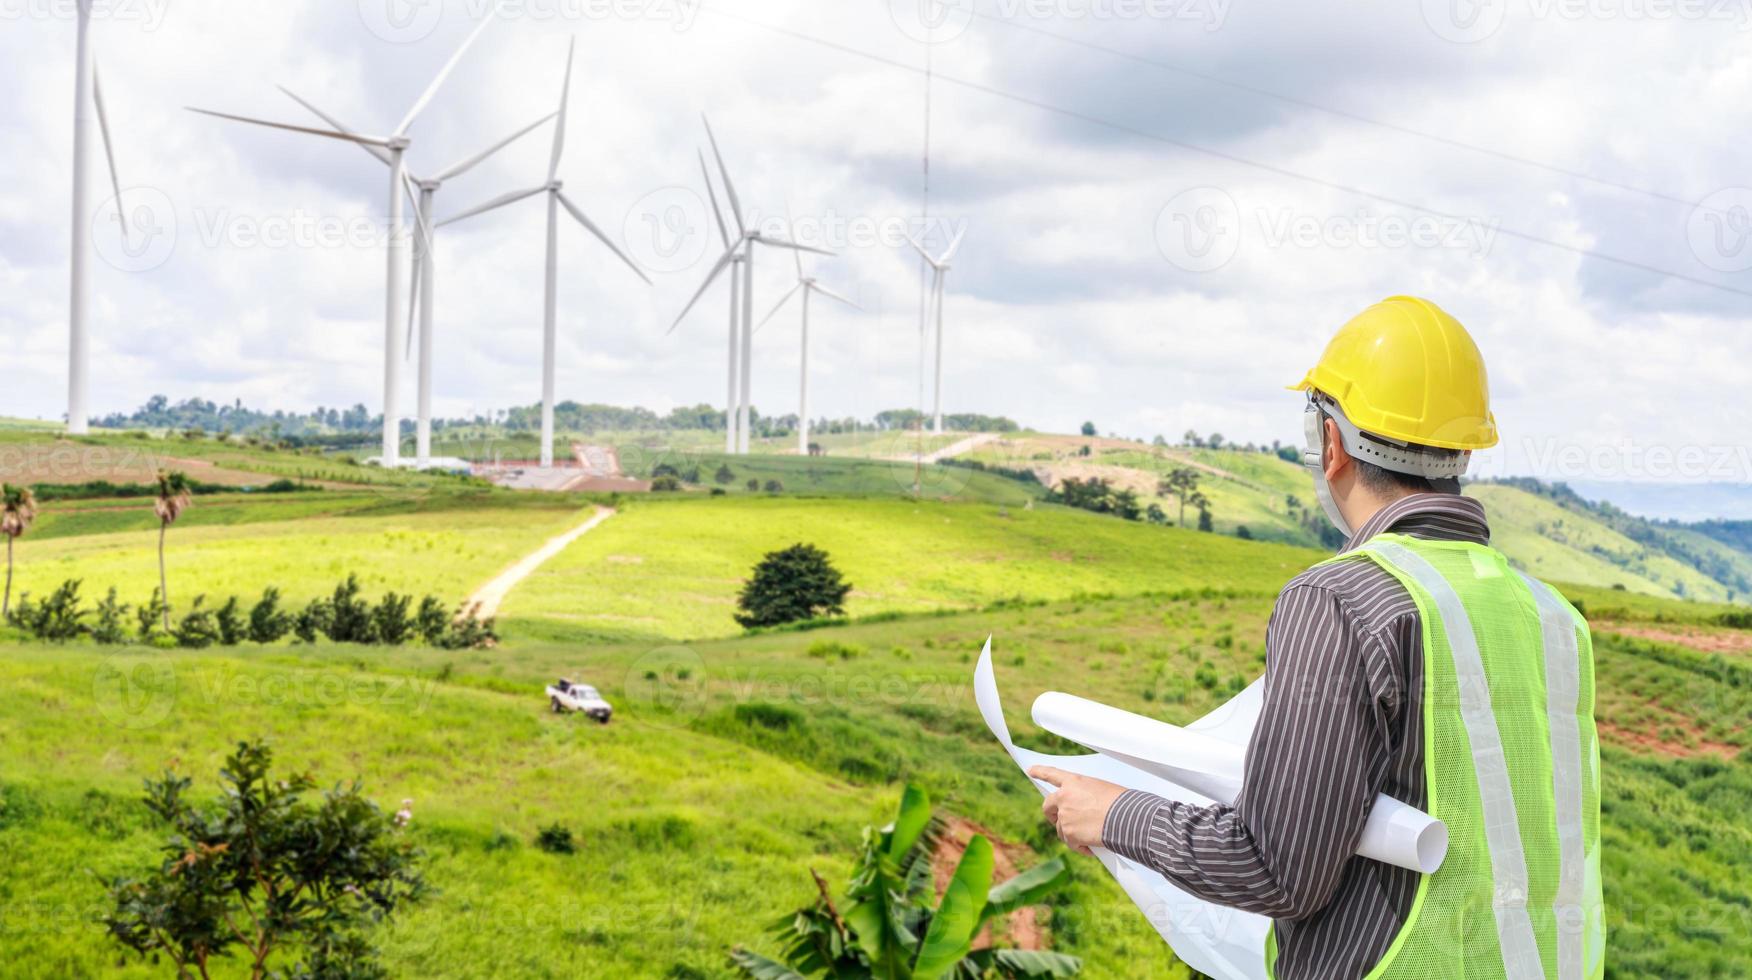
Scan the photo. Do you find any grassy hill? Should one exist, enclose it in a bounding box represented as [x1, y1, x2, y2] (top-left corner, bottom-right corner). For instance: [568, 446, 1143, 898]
[956, 433, 1752, 604]
[1, 437, 1749, 976]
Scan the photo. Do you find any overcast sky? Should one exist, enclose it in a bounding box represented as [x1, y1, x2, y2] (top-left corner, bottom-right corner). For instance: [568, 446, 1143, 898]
[5, 0, 1752, 484]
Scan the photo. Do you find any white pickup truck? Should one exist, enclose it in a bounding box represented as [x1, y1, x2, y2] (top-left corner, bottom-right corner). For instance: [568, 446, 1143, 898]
[546, 679, 613, 723]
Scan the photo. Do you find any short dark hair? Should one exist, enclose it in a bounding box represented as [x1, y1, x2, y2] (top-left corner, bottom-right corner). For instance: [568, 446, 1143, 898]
[1353, 459, 1449, 497]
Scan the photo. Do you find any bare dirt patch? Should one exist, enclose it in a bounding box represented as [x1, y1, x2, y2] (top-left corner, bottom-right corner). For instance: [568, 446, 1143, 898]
[1596, 719, 1741, 760]
[1602, 623, 1752, 657]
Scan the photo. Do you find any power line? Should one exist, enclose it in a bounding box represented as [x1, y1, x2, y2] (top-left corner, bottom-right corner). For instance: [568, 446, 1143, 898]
[699, 3, 1752, 302]
[963, 5, 1707, 213]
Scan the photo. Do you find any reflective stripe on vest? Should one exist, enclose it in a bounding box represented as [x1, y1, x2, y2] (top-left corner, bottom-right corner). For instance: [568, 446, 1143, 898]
[1362, 540, 1546, 977]
[1518, 573, 1588, 980]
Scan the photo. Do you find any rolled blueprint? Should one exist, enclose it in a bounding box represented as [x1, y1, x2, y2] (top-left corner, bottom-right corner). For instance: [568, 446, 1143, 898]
[975, 637, 1450, 980]
[1031, 693, 1448, 875]
[974, 640, 1272, 980]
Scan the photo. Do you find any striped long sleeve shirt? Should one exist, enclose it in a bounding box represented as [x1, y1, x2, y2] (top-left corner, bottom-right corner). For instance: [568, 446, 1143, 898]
[1102, 492, 1492, 980]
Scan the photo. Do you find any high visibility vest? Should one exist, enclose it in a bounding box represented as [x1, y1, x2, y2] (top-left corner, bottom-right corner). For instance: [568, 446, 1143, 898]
[1270, 533, 1605, 980]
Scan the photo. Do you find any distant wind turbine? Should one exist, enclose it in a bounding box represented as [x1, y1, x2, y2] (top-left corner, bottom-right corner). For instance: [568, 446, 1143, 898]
[668, 116, 832, 454]
[65, 0, 129, 435]
[759, 209, 859, 456]
[279, 86, 554, 466]
[187, 1, 506, 466]
[905, 228, 967, 435]
[438, 38, 652, 470]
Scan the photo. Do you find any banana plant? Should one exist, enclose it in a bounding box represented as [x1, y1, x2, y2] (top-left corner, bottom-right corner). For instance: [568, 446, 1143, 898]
[730, 784, 1080, 979]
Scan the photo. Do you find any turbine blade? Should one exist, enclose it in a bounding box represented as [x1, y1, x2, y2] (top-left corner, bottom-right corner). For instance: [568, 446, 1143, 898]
[758, 282, 803, 330]
[278, 85, 394, 167]
[548, 37, 575, 182]
[396, 0, 505, 136]
[558, 190, 651, 285]
[786, 199, 803, 279]
[752, 233, 834, 257]
[186, 107, 395, 147]
[940, 225, 968, 264]
[433, 111, 556, 182]
[811, 283, 860, 310]
[91, 59, 126, 245]
[698, 149, 730, 250]
[436, 184, 546, 227]
[700, 114, 744, 234]
[667, 242, 741, 334]
[903, 232, 940, 268]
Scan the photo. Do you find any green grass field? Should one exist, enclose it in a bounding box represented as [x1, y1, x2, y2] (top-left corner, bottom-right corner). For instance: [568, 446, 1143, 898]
[0, 475, 1748, 977]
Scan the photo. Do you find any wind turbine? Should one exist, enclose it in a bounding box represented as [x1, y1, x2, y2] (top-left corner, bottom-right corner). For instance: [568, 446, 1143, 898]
[905, 228, 967, 435]
[187, 1, 505, 466]
[65, 0, 129, 435]
[667, 116, 832, 454]
[759, 211, 859, 456]
[437, 38, 652, 470]
[277, 86, 555, 466]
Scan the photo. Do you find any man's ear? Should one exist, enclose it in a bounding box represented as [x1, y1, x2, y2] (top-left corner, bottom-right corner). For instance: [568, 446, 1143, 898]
[1322, 416, 1351, 483]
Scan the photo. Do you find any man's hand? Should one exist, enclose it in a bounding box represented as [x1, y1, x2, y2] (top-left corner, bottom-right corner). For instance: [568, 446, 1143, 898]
[1028, 766, 1126, 854]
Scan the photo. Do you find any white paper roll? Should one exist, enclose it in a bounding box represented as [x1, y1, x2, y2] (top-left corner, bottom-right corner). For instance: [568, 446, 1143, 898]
[1030, 691, 1447, 875]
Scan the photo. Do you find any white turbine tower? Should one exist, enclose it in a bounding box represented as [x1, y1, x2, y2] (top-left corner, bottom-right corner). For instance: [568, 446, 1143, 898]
[277, 87, 554, 466]
[905, 228, 966, 435]
[759, 213, 859, 456]
[187, 2, 505, 466]
[65, 0, 129, 435]
[438, 38, 652, 470]
[667, 116, 831, 455]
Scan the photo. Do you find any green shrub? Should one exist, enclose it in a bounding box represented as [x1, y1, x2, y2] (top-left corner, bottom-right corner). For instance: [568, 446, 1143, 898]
[6, 580, 90, 641]
[293, 598, 333, 644]
[535, 824, 576, 855]
[215, 596, 246, 646]
[734, 543, 853, 629]
[325, 575, 375, 644]
[135, 589, 168, 642]
[415, 596, 449, 645]
[173, 597, 221, 649]
[92, 588, 131, 645]
[734, 702, 804, 731]
[247, 587, 292, 643]
[651, 476, 682, 492]
[101, 740, 426, 978]
[372, 592, 415, 646]
[806, 639, 864, 661]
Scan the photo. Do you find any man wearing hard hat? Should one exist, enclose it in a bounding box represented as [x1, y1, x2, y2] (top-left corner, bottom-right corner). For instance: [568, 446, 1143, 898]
[1033, 297, 1605, 979]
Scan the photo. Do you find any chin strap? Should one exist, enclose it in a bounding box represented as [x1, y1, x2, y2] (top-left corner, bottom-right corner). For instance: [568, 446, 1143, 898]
[1302, 400, 1353, 540]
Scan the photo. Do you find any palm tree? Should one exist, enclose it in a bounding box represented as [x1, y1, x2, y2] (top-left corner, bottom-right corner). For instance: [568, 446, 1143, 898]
[153, 471, 193, 631]
[1, 483, 39, 619]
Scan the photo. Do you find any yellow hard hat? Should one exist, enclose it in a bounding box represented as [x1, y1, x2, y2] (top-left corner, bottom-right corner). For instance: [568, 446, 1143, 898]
[1290, 295, 1498, 451]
